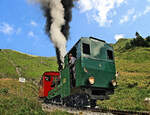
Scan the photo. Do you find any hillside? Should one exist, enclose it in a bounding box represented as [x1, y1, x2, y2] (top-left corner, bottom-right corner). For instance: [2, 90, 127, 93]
[0, 78, 72, 115]
[113, 38, 132, 51]
[0, 49, 71, 115]
[98, 39, 150, 111]
[0, 49, 58, 81]
[0, 78, 45, 114]
[0, 40, 150, 112]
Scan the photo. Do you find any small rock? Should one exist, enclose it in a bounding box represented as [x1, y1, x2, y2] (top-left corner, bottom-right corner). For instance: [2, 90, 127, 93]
[144, 97, 150, 103]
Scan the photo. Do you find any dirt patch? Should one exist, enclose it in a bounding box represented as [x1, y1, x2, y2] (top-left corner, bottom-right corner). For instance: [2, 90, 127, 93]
[0, 78, 16, 81]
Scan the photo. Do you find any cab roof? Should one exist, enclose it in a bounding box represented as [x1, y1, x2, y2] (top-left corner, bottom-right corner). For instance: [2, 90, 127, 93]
[43, 71, 60, 76]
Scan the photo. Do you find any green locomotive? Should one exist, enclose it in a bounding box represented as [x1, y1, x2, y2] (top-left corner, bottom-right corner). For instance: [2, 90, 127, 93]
[45, 37, 117, 107]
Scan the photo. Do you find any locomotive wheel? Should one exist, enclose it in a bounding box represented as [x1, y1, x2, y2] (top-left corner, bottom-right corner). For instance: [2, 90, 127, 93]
[62, 97, 70, 107]
[44, 98, 51, 103]
[90, 99, 96, 108]
[73, 94, 89, 108]
[74, 95, 84, 108]
[62, 94, 89, 108]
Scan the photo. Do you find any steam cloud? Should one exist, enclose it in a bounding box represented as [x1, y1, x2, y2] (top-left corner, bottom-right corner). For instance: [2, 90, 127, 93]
[38, 0, 73, 70]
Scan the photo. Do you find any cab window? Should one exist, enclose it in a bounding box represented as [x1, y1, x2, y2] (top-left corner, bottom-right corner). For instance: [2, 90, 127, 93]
[107, 50, 113, 60]
[45, 75, 51, 81]
[51, 77, 60, 88]
[82, 43, 90, 55]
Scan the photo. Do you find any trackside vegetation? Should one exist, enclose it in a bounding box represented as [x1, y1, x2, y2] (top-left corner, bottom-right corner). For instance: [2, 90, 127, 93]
[0, 78, 45, 115]
[0, 79, 72, 115]
[0, 49, 71, 115]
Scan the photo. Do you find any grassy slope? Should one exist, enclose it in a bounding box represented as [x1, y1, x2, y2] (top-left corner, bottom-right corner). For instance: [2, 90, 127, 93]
[113, 38, 132, 51]
[0, 40, 150, 112]
[0, 49, 72, 115]
[0, 79, 72, 115]
[0, 78, 45, 115]
[0, 49, 58, 80]
[97, 39, 150, 111]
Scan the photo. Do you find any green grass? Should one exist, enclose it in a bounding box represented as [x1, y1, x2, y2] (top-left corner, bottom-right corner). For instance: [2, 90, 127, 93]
[115, 47, 150, 73]
[50, 110, 73, 115]
[0, 49, 72, 114]
[97, 74, 150, 111]
[0, 49, 58, 81]
[0, 78, 45, 115]
[0, 79, 72, 115]
[113, 38, 132, 51]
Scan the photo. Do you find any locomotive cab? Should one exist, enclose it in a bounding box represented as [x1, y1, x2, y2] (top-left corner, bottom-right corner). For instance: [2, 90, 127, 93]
[39, 72, 60, 98]
[61, 37, 116, 101]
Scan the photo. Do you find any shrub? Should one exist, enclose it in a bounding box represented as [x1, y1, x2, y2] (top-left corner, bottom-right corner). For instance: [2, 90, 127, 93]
[146, 36, 150, 42]
[0, 88, 9, 95]
[125, 42, 132, 50]
[125, 32, 150, 50]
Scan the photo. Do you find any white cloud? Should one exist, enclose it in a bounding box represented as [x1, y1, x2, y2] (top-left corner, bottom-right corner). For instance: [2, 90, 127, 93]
[114, 34, 124, 41]
[78, 0, 92, 12]
[132, 15, 137, 21]
[28, 31, 35, 37]
[143, 6, 150, 15]
[16, 28, 22, 34]
[132, 12, 142, 21]
[78, 0, 126, 27]
[30, 20, 37, 27]
[120, 8, 135, 24]
[0, 23, 14, 35]
[120, 15, 128, 24]
[132, 6, 150, 21]
[116, 0, 126, 6]
[128, 8, 135, 15]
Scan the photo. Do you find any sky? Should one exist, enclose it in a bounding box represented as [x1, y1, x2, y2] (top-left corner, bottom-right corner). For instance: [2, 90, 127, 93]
[0, 0, 150, 57]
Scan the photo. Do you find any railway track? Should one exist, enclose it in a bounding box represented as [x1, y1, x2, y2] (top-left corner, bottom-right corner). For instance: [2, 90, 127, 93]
[89, 108, 150, 115]
[41, 100, 150, 115]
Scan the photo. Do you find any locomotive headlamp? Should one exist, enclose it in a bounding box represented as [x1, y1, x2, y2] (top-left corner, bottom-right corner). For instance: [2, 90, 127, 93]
[84, 67, 88, 73]
[111, 80, 117, 87]
[89, 76, 95, 85]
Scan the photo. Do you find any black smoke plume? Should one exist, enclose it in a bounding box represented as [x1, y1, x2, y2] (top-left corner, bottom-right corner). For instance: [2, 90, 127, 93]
[39, 0, 73, 70]
[61, 0, 74, 39]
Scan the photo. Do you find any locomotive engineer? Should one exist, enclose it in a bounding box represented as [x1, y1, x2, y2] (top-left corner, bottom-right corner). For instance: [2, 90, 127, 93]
[69, 53, 76, 87]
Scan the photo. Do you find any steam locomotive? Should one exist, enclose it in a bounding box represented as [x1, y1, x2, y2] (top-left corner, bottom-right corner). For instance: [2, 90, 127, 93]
[39, 37, 117, 107]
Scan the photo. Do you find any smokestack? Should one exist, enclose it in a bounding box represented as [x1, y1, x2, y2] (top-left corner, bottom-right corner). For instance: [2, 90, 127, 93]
[38, 0, 73, 70]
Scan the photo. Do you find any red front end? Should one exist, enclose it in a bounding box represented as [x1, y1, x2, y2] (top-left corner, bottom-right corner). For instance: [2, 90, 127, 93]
[39, 71, 60, 97]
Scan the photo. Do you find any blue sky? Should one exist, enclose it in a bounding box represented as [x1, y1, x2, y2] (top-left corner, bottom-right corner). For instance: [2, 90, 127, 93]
[0, 0, 150, 57]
